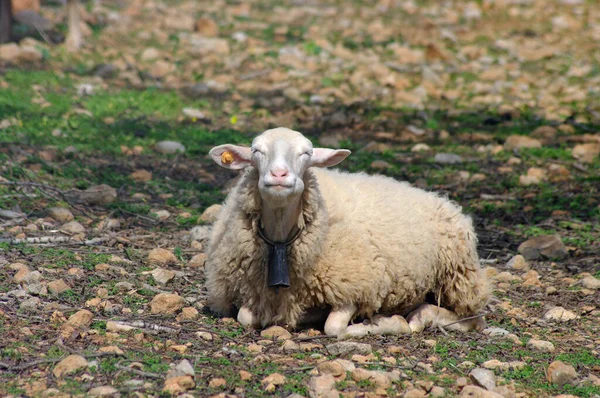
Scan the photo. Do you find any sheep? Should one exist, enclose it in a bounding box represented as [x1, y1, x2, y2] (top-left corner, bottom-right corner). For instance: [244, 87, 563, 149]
[204, 127, 490, 337]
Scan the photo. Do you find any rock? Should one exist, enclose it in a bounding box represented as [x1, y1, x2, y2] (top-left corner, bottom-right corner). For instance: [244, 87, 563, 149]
[130, 169, 152, 182]
[547, 361, 578, 386]
[140, 47, 160, 61]
[531, 126, 557, 139]
[151, 268, 176, 285]
[507, 255, 529, 271]
[572, 143, 600, 163]
[470, 368, 496, 390]
[317, 361, 346, 380]
[308, 374, 336, 398]
[0, 43, 21, 61]
[147, 248, 177, 265]
[53, 355, 88, 378]
[581, 276, 600, 289]
[430, 386, 446, 397]
[370, 160, 391, 170]
[188, 36, 230, 55]
[20, 297, 41, 312]
[548, 164, 570, 181]
[61, 221, 85, 234]
[239, 370, 252, 380]
[167, 359, 195, 379]
[482, 360, 509, 371]
[177, 307, 199, 321]
[200, 204, 222, 223]
[326, 342, 372, 356]
[150, 293, 184, 314]
[261, 372, 286, 392]
[281, 340, 300, 351]
[504, 135, 542, 151]
[195, 17, 219, 36]
[261, 325, 292, 340]
[543, 307, 578, 322]
[48, 207, 74, 222]
[94, 63, 119, 78]
[67, 310, 93, 328]
[404, 389, 427, 398]
[18, 46, 43, 62]
[460, 385, 504, 397]
[87, 386, 119, 397]
[155, 141, 185, 154]
[434, 153, 463, 164]
[13, 265, 32, 284]
[188, 253, 207, 267]
[411, 143, 431, 152]
[519, 167, 547, 185]
[152, 210, 171, 221]
[48, 279, 70, 294]
[98, 346, 124, 355]
[163, 375, 195, 394]
[518, 234, 567, 260]
[527, 339, 555, 352]
[149, 60, 175, 78]
[73, 184, 117, 205]
[190, 225, 211, 242]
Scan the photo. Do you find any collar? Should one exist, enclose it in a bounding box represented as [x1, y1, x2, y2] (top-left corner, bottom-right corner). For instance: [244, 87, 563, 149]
[257, 226, 304, 246]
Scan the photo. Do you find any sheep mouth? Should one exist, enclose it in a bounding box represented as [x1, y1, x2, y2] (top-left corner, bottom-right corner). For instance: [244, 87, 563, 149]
[264, 183, 294, 190]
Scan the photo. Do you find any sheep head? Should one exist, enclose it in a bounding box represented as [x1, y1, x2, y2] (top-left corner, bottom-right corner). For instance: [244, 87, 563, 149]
[209, 127, 350, 208]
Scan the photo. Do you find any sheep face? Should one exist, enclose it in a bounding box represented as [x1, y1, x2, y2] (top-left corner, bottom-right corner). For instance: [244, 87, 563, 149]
[209, 127, 350, 208]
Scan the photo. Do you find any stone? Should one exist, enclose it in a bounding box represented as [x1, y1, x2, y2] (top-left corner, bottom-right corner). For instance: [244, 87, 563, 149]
[260, 325, 292, 340]
[0, 43, 21, 61]
[326, 342, 372, 356]
[147, 248, 177, 265]
[48, 207, 74, 222]
[20, 297, 41, 312]
[67, 310, 93, 328]
[167, 359, 195, 379]
[13, 265, 32, 283]
[281, 340, 300, 351]
[87, 386, 119, 397]
[195, 17, 219, 36]
[48, 279, 70, 294]
[239, 370, 252, 380]
[140, 47, 160, 61]
[430, 386, 446, 397]
[188, 253, 206, 267]
[151, 268, 175, 285]
[190, 225, 211, 242]
[504, 135, 542, 151]
[531, 126, 557, 139]
[434, 153, 463, 164]
[261, 372, 286, 388]
[177, 307, 199, 321]
[370, 160, 391, 169]
[519, 167, 547, 185]
[581, 276, 600, 289]
[308, 374, 336, 398]
[411, 143, 431, 152]
[543, 307, 578, 322]
[470, 368, 496, 390]
[527, 339, 555, 352]
[53, 355, 88, 378]
[404, 389, 427, 398]
[482, 360, 509, 371]
[200, 204, 222, 223]
[150, 293, 184, 314]
[188, 36, 230, 55]
[518, 234, 567, 260]
[130, 169, 152, 182]
[98, 346, 124, 355]
[75, 184, 117, 205]
[317, 360, 346, 380]
[460, 385, 504, 397]
[547, 361, 578, 386]
[61, 221, 85, 234]
[163, 375, 195, 394]
[155, 141, 185, 154]
[572, 143, 600, 163]
[149, 60, 175, 78]
[507, 255, 529, 271]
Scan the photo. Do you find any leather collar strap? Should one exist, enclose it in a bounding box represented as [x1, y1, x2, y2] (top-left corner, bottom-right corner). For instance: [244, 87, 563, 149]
[257, 226, 303, 246]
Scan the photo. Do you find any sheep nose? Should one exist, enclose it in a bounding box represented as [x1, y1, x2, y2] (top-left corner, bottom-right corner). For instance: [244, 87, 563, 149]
[270, 168, 289, 178]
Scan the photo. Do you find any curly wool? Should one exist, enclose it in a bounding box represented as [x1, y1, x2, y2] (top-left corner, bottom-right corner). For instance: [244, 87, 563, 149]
[205, 167, 490, 328]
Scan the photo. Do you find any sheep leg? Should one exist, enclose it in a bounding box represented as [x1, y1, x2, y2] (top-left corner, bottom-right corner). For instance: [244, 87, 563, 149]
[339, 314, 411, 339]
[237, 306, 261, 328]
[407, 304, 486, 333]
[324, 304, 357, 336]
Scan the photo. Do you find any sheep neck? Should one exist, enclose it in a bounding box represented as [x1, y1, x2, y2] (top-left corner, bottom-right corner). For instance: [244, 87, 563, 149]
[260, 197, 302, 243]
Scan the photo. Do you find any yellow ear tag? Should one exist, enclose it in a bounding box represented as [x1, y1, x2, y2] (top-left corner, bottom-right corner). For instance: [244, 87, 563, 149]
[221, 151, 234, 165]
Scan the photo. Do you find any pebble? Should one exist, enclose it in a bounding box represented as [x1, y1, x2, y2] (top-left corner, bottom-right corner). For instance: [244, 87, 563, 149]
[326, 341, 373, 356]
[434, 153, 463, 164]
[547, 360, 578, 386]
[150, 293, 185, 314]
[156, 141, 186, 154]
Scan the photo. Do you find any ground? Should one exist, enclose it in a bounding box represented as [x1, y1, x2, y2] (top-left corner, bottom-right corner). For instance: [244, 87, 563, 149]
[0, 0, 599, 397]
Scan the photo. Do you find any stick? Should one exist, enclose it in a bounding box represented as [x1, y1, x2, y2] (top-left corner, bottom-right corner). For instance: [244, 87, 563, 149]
[442, 313, 488, 329]
[115, 363, 163, 379]
[0, 181, 77, 207]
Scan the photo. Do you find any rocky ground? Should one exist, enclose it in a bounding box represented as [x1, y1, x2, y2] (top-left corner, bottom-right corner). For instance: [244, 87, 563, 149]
[0, 0, 599, 397]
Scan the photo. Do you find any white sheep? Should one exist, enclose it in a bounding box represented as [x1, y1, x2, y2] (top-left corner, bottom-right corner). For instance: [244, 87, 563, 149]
[204, 127, 490, 337]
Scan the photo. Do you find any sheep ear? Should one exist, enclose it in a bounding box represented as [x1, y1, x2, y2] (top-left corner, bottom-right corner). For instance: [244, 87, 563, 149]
[209, 144, 252, 170]
[310, 148, 351, 168]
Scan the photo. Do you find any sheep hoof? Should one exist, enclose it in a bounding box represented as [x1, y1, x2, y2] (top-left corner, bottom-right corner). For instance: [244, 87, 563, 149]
[237, 306, 260, 328]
